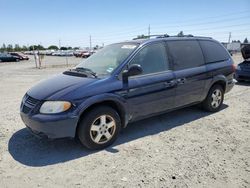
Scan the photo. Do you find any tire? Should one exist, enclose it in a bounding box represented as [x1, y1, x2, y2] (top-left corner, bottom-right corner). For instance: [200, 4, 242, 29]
[77, 106, 121, 150]
[202, 84, 224, 112]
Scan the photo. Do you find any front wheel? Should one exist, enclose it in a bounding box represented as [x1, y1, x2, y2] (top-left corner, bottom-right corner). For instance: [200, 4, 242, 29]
[77, 106, 121, 150]
[202, 85, 224, 112]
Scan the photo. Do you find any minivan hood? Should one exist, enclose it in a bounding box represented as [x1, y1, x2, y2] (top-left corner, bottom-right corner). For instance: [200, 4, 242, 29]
[27, 73, 96, 100]
[241, 44, 250, 60]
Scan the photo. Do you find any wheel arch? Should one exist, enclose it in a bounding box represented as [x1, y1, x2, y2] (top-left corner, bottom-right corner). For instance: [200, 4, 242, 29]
[75, 94, 128, 137]
[210, 75, 227, 92]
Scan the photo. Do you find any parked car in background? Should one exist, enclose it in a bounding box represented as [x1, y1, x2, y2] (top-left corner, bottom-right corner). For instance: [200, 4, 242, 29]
[52, 51, 74, 56]
[73, 51, 84, 57]
[20, 36, 235, 150]
[81, 51, 91, 58]
[9, 52, 29, 60]
[235, 44, 250, 82]
[73, 51, 92, 58]
[0, 53, 20, 62]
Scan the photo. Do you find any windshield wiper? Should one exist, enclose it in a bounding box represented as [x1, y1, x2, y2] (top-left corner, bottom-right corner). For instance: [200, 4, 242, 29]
[70, 67, 98, 78]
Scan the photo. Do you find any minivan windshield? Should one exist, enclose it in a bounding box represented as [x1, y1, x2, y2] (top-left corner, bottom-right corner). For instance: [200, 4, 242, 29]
[76, 43, 138, 77]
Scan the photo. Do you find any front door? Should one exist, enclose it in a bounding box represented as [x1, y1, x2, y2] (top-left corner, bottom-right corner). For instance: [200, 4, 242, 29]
[125, 42, 176, 121]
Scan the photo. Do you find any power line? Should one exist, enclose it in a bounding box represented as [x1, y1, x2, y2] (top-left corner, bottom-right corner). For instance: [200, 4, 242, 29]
[152, 15, 250, 29]
[90, 10, 249, 37]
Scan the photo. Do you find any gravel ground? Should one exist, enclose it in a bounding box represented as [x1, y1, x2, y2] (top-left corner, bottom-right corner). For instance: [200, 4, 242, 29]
[0, 54, 249, 188]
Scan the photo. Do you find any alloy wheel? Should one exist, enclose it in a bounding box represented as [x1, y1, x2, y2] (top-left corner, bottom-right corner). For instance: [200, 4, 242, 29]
[89, 115, 116, 144]
[211, 89, 222, 108]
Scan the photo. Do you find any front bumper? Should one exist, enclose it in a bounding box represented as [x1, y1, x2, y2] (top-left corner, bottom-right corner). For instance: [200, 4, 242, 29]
[20, 112, 79, 139]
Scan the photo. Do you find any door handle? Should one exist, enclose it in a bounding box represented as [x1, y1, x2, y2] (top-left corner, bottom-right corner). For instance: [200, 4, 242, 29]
[177, 78, 186, 84]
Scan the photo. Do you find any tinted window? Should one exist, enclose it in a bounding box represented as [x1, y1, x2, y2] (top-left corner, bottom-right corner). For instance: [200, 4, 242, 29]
[199, 40, 230, 63]
[130, 42, 169, 75]
[167, 40, 204, 70]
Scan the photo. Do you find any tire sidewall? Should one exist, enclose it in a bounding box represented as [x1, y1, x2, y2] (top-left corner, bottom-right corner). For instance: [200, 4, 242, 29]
[77, 106, 121, 150]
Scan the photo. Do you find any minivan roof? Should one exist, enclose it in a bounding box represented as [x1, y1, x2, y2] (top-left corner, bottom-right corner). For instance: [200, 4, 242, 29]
[122, 35, 215, 45]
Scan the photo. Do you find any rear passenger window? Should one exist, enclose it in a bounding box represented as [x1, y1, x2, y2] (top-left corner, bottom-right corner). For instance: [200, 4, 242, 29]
[167, 40, 204, 70]
[199, 40, 230, 63]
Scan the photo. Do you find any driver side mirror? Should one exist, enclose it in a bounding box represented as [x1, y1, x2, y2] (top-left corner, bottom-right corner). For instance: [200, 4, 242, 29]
[123, 64, 143, 77]
[122, 64, 143, 89]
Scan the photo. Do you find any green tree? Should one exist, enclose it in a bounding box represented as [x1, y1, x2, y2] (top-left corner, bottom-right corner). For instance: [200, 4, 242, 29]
[48, 45, 59, 50]
[243, 38, 249, 43]
[0, 43, 6, 52]
[14, 44, 21, 51]
[60, 46, 68, 50]
[28, 45, 45, 51]
[22, 45, 28, 51]
[6, 44, 13, 52]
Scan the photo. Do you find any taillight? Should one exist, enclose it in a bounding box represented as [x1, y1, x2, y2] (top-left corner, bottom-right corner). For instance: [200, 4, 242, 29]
[232, 64, 236, 72]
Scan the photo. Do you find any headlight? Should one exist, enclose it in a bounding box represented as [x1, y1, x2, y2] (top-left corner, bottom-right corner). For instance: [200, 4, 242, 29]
[40, 101, 71, 114]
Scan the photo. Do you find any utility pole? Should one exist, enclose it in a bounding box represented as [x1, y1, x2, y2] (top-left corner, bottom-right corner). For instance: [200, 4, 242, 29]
[148, 24, 151, 37]
[89, 35, 92, 51]
[59, 39, 61, 50]
[228, 32, 231, 44]
[33, 45, 37, 68]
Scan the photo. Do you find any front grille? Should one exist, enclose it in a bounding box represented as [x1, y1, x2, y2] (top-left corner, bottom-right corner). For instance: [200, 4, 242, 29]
[25, 95, 39, 107]
[21, 94, 40, 114]
[22, 105, 31, 114]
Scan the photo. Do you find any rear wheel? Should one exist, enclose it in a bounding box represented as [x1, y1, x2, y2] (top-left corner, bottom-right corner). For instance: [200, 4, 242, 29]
[77, 106, 121, 150]
[202, 85, 224, 112]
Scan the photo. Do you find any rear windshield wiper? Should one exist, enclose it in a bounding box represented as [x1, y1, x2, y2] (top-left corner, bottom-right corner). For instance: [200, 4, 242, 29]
[70, 67, 98, 78]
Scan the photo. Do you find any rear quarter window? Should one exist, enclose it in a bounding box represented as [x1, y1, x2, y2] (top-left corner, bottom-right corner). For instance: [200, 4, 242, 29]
[167, 40, 204, 70]
[199, 40, 230, 63]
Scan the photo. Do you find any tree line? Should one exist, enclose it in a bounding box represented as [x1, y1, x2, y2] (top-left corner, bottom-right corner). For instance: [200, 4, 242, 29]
[0, 44, 80, 52]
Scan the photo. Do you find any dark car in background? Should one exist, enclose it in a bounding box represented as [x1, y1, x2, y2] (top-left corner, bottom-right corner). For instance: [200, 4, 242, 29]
[0, 53, 20, 62]
[235, 44, 250, 82]
[9, 52, 29, 60]
[20, 36, 235, 150]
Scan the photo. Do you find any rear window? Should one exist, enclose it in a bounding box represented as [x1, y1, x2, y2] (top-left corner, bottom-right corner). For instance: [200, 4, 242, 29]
[167, 40, 204, 70]
[199, 40, 230, 63]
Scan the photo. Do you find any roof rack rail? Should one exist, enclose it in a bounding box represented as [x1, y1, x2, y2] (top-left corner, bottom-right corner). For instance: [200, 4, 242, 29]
[133, 34, 213, 40]
[192, 36, 213, 39]
[173, 34, 194, 37]
[133, 34, 169, 40]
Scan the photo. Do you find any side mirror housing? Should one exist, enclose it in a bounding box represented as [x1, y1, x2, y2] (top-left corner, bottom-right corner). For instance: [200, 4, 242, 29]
[123, 64, 143, 78]
[122, 64, 143, 89]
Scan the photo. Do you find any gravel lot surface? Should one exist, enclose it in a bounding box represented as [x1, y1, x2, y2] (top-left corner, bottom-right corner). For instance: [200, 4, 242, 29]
[0, 54, 249, 188]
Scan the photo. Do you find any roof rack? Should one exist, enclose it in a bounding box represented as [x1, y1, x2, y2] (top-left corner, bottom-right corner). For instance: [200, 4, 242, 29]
[133, 34, 212, 40]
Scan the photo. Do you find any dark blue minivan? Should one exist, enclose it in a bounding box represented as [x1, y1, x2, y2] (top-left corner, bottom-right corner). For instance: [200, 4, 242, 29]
[20, 36, 235, 149]
[235, 44, 250, 82]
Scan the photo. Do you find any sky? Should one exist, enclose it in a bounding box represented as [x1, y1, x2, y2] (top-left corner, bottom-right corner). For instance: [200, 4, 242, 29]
[0, 0, 249, 48]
